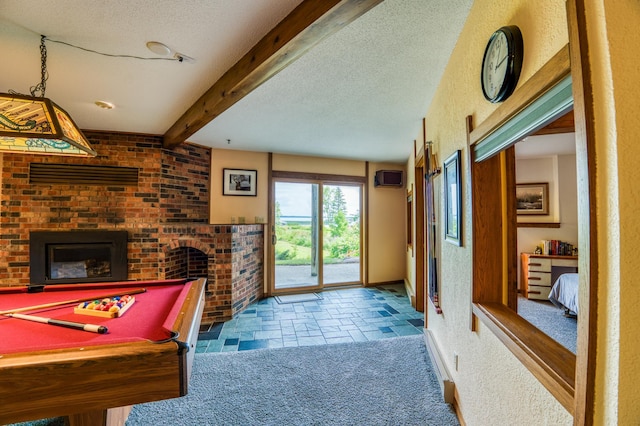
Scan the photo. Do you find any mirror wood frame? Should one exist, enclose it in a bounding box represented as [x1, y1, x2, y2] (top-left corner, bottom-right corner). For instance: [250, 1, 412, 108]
[464, 0, 598, 421]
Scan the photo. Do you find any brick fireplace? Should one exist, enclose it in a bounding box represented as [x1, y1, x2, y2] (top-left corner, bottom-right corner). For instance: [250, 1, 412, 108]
[0, 131, 263, 324]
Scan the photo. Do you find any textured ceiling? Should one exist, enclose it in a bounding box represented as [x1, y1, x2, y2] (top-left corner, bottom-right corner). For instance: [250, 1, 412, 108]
[0, 0, 473, 163]
[516, 133, 576, 158]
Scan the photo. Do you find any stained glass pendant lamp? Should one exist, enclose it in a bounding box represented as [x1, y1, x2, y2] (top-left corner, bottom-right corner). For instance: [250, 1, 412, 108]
[0, 36, 97, 157]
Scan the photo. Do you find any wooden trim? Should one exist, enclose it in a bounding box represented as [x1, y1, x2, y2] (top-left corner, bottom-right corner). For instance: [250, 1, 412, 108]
[415, 142, 425, 164]
[453, 386, 467, 426]
[267, 153, 274, 296]
[468, 39, 595, 417]
[365, 280, 404, 287]
[517, 222, 561, 228]
[406, 186, 413, 250]
[270, 171, 365, 291]
[533, 110, 575, 136]
[465, 115, 476, 331]
[415, 162, 425, 313]
[469, 45, 571, 147]
[471, 152, 504, 305]
[271, 170, 366, 183]
[566, 0, 598, 423]
[364, 162, 369, 286]
[403, 278, 415, 306]
[424, 330, 454, 403]
[473, 303, 575, 413]
[505, 146, 518, 310]
[163, 0, 383, 148]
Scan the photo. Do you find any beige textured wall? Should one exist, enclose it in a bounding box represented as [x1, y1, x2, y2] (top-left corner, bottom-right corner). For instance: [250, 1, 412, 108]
[210, 149, 269, 224]
[211, 150, 405, 285]
[367, 162, 406, 284]
[272, 154, 365, 176]
[593, 1, 640, 424]
[408, 0, 573, 423]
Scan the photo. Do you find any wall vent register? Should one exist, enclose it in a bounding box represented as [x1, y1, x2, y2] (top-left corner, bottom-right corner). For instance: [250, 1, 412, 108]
[374, 170, 403, 187]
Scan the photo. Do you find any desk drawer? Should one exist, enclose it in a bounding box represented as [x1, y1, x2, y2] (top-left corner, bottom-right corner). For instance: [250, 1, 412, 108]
[527, 285, 552, 300]
[527, 271, 551, 286]
[527, 258, 551, 272]
[553, 258, 578, 267]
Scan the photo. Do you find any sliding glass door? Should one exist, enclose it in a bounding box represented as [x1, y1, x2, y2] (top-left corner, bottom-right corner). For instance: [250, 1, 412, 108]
[274, 181, 320, 290]
[322, 185, 361, 285]
[273, 180, 361, 292]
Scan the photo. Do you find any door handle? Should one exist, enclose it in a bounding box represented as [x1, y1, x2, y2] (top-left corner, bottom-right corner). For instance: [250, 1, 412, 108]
[272, 234, 277, 245]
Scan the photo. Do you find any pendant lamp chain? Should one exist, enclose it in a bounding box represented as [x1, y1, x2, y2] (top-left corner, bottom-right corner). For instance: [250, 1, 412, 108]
[30, 35, 48, 98]
[0, 35, 97, 157]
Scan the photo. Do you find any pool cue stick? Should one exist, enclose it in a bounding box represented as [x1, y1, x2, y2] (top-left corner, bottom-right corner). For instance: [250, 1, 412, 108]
[4, 313, 108, 334]
[0, 287, 147, 315]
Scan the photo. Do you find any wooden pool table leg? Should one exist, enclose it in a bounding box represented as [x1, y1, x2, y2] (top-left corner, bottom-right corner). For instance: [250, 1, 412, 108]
[66, 405, 132, 426]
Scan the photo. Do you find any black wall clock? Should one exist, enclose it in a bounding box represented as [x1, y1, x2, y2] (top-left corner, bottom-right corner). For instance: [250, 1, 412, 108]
[481, 25, 523, 103]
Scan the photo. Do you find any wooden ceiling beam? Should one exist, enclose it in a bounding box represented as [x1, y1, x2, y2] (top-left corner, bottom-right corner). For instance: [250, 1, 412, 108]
[163, 0, 384, 149]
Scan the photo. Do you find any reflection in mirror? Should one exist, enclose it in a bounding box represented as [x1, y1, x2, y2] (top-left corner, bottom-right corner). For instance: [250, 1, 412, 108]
[514, 131, 579, 353]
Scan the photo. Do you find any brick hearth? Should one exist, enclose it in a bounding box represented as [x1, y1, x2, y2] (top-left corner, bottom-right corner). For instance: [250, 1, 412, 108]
[0, 131, 263, 324]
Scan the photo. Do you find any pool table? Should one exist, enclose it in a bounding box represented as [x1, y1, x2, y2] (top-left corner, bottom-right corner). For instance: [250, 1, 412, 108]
[0, 277, 206, 425]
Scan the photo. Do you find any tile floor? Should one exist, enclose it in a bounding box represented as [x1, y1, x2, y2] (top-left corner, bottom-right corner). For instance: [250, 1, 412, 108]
[196, 283, 424, 353]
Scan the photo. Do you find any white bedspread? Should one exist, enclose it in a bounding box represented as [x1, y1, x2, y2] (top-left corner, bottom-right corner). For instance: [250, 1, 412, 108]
[549, 273, 579, 314]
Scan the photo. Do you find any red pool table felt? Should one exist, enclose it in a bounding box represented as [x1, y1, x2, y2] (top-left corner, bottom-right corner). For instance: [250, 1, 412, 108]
[0, 279, 192, 355]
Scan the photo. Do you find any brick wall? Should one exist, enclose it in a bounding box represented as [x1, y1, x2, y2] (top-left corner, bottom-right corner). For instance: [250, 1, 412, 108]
[232, 226, 264, 316]
[0, 131, 263, 323]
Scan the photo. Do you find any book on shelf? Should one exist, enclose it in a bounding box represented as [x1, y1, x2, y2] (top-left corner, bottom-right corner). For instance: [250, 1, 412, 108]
[540, 239, 575, 256]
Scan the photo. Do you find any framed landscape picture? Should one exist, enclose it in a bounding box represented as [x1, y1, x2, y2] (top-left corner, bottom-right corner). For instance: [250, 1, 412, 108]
[516, 183, 548, 215]
[444, 150, 462, 246]
[223, 169, 257, 196]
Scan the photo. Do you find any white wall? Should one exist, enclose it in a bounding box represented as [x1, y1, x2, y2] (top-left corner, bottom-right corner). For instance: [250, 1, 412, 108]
[516, 151, 579, 286]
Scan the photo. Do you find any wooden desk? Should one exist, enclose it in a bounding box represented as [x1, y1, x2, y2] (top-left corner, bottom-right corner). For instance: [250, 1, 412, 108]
[520, 253, 578, 300]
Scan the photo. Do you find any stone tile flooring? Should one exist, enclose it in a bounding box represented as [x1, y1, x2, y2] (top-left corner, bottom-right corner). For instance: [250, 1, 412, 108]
[196, 283, 424, 353]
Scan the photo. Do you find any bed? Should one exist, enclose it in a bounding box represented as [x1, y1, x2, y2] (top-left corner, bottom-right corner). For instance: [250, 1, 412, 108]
[549, 273, 579, 315]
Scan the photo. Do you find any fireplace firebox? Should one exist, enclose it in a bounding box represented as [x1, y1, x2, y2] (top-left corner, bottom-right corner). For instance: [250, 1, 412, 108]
[30, 230, 128, 285]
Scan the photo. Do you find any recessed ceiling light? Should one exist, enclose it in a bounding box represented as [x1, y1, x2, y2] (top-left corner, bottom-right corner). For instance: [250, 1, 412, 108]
[95, 101, 115, 110]
[146, 41, 172, 56]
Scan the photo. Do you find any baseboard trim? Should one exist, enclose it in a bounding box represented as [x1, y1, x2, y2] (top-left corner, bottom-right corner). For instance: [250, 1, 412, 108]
[454, 385, 466, 426]
[364, 280, 404, 287]
[423, 329, 455, 404]
[404, 278, 416, 307]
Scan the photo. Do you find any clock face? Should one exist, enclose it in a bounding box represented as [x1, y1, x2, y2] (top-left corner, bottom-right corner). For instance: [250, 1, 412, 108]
[481, 26, 523, 103]
[482, 32, 509, 101]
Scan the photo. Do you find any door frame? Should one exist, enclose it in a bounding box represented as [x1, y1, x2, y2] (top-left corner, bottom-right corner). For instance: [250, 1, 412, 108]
[268, 170, 366, 295]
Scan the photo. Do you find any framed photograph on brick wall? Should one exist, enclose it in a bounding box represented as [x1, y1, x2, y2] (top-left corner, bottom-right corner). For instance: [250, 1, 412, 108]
[223, 169, 257, 196]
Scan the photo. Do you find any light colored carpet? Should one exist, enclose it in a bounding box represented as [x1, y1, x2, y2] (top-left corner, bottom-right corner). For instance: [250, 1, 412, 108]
[126, 335, 459, 426]
[518, 296, 577, 353]
[274, 293, 322, 304]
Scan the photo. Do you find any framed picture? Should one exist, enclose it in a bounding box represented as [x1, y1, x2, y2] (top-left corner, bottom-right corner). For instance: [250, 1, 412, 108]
[516, 183, 548, 215]
[443, 150, 462, 246]
[223, 169, 257, 196]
